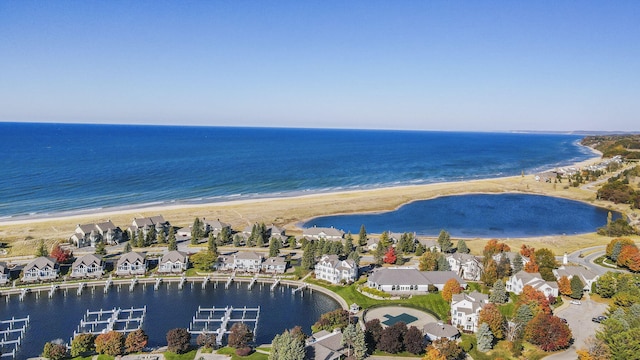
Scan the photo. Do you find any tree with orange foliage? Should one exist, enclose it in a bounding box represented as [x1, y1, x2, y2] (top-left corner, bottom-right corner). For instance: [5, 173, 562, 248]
[520, 244, 535, 259]
[50, 243, 73, 264]
[557, 276, 572, 296]
[517, 285, 551, 316]
[483, 239, 511, 259]
[617, 245, 640, 271]
[524, 259, 539, 273]
[606, 237, 635, 260]
[524, 313, 572, 351]
[478, 303, 505, 339]
[441, 278, 462, 303]
[383, 247, 397, 264]
[423, 347, 446, 360]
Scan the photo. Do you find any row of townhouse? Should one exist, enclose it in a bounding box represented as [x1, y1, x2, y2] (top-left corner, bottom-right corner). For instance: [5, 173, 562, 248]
[314, 255, 358, 284]
[214, 251, 288, 274]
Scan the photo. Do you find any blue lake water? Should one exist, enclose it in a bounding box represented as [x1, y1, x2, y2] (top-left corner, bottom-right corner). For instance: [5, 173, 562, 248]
[1, 282, 339, 358]
[303, 194, 618, 237]
[0, 123, 595, 219]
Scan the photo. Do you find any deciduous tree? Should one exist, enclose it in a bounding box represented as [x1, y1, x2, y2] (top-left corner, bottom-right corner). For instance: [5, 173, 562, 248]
[483, 239, 510, 259]
[441, 278, 462, 302]
[42, 341, 68, 360]
[525, 313, 572, 351]
[404, 325, 425, 354]
[166, 328, 191, 354]
[365, 318, 384, 352]
[558, 275, 572, 295]
[125, 329, 148, 353]
[378, 321, 407, 354]
[311, 309, 350, 333]
[190, 250, 216, 271]
[427, 338, 463, 360]
[228, 322, 253, 348]
[419, 250, 439, 271]
[50, 243, 73, 263]
[481, 259, 498, 285]
[95, 331, 125, 356]
[383, 247, 397, 264]
[71, 333, 95, 357]
[517, 285, 551, 316]
[479, 303, 505, 339]
[196, 333, 216, 349]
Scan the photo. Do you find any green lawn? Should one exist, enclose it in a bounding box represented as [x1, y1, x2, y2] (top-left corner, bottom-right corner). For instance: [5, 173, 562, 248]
[305, 279, 450, 320]
[164, 350, 198, 360]
[372, 350, 422, 357]
[217, 347, 269, 360]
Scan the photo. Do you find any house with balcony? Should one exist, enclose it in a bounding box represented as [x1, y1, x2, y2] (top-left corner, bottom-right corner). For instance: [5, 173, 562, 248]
[158, 251, 189, 274]
[506, 270, 558, 297]
[446, 253, 483, 281]
[262, 256, 287, 274]
[70, 220, 122, 247]
[450, 291, 489, 332]
[314, 255, 357, 284]
[128, 215, 170, 238]
[70, 254, 104, 278]
[22, 257, 59, 282]
[115, 252, 147, 276]
[216, 251, 264, 273]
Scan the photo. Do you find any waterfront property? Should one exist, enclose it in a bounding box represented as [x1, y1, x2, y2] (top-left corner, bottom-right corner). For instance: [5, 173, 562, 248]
[261, 256, 287, 274]
[115, 252, 147, 276]
[0, 261, 9, 285]
[157, 251, 189, 274]
[70, 220, 122, 248]
[216, 251, 264, 273]
[305, 329, 347, 360]
[553, 265, 600, 293]
[22, 257, 59, 282]
[314, 255, 358, 284]
[450, 291, 489, 332]
[506, 270, 559, 297]
[303, 226, 345, 240]
[70, 254, 104, 279]
[423, 322, 460, 341]
[128, 215, 170, 237]
[203, 218, 232, 236]
[367, 267, 466, 293]
[446, 253, 483, 281]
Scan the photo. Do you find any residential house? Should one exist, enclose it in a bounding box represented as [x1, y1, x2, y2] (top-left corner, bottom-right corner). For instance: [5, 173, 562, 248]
[417, 238, 440, 252]
[262, 256, 287, 274]
[266, 224, 289, 244]
[22, 257, 59, 282]
[115, 252, 147, 276]
[303, 226, 345, 240]
[450, 291, 489, 332]
[446, 253, 482, 281]
[424, 322, 460, 341]
[305, 329, 347, 360]
[158, 251, 189, 274]
[70, 220, 122, 247]
[204, 218, 232, 237]
[553, 265, 600, 293]
[216, 252, 264, 273]
[70, 254, 104, 278]
[492, 251, 529, 271]
[506, 270, 558, 297]
[367, 267, 466, 293]
[0, 262, 9, 285]
[314, 255, 357, 284]
[128, 215, 170, 238]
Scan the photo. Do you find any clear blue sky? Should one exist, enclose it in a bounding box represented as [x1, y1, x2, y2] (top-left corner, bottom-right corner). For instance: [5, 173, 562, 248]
[1, 1, 638, 131]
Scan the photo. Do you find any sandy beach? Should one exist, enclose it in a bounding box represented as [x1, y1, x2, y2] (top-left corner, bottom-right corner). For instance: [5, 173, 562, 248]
[1, 155, 637, 257]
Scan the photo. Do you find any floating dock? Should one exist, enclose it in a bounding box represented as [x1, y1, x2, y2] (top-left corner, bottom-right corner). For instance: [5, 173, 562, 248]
[188, 305, 260, 346]
[72, 306, 146, 341]
[0, 316, 30, 359]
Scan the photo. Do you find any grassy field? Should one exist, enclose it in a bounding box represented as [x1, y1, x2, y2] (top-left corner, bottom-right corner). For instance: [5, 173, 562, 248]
[163, 350, 198, 360]
[217, 347, 269, 360]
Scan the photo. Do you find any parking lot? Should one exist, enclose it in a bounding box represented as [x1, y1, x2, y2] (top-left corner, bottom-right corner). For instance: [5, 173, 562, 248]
[546, 297, 609, 360]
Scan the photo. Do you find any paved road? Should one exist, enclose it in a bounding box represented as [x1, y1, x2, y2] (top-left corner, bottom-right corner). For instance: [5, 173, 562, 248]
[546, 297, 608, 360]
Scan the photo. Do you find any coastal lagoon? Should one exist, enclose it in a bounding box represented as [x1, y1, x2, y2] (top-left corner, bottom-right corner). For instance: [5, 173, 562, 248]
[1, 282, 339, 358]
[303, 194, 619, 237]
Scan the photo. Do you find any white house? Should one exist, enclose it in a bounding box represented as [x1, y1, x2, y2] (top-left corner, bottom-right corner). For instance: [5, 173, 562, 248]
[303, 226, 345, 240]
[115, 252, 147, 276]
[423, 322, 460, 341]
[450, 291, 489, 332]
[0, 262, 10, 285]
[262, 256, 287, 274]
[70, 254, 104, 278]
[22, 257, 59, 282]
[506, 270, 558, 297]
[446, 253, 483, 281]
[158, 251, 189, 274]
[216, 252, 264, 273]
[70, 221, 122, 247]
[367, 267, 466, 293]
[553, 265, 600, 293]
[314, 255, 357, 284]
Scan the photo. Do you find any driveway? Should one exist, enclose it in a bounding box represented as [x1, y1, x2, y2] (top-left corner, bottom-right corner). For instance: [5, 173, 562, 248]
[546, 297, 608, 359]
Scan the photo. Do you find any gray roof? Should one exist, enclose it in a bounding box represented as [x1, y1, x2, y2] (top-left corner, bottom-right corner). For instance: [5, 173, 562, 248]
[235, 251, 263, 261]
[95, 221, 118, 232]
[451, 291, 488, 313]
[306, 331, 345, 360]
[263, 257, 286, 267]
[117, 252, 145, 266]
[161, 251, 188, 263]
[303, 227, 345, 238]
[423, 322, 459, 338]
[204, 219, 230, 230]
[72, 254, 103, 268]
[368, 268, 465, 287]
[24, 257, 57, 271]
[554, 265, 598, 281]
[318, 255, 355, 271]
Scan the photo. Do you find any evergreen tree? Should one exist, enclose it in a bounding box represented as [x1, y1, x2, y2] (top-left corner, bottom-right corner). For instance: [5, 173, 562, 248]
[269, 238, 280, 257]
[168, 233, 178, 251]
[457, 239, 470, 254]
[570, 275, 584, 299]
[144, 226, 156, 247]
[348, 250, 361, 267]
[167, 227, 176, 247]
[233, 234, 242, 247]
[269, 330, 305, 360]
[342, 323, 367, 360]
[35, 240, 48, 257]
[288, 236, 297, 249]
[358, 225, 367, 247]
[218, 227, 230, 245]
[437, 254, 450, 271]
[191, 217, 203, 245]
[344, 233, 354, 254]
[124, 242, 132, 253]
[415, 242, 425, 256]
[208, 234, 217, 255]
[256, 232, 265, 247]
[512, 253, 524, 273]
[477, 323, 494, 352]
[301, 243, 314, 270]
[157, 230, 166, 244]
[490, 279, 508, 304]
[137, 230, 144, 248]
[497, 254, 512, 279]
[95, 241, 107, 256]
[437, 230, 453, 253]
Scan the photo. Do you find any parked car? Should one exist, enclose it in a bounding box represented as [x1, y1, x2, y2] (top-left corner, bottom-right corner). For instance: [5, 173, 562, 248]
[560, 318, 568, 323]
[570, 300, 581, 305]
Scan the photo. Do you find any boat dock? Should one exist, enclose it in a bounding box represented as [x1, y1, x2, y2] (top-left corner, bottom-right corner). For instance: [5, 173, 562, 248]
[72, 306, 146, 340]
[0, 316, 29, 359]
[188, 305, 260, 346]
